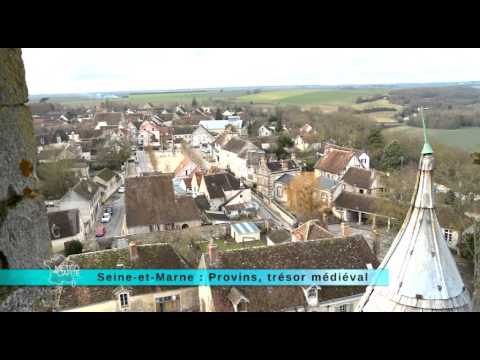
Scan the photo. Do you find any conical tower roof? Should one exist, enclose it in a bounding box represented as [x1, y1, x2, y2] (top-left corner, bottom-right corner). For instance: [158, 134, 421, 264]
[356, 111, 471, 312]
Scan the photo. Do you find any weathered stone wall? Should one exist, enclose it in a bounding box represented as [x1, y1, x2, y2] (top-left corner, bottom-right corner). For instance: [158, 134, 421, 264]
[0, 48, 52, 311]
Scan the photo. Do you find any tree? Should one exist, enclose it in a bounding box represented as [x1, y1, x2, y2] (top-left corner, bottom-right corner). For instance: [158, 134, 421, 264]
[286, 172, 330, 222]
[367, 128, 385, 167]
[472, 152, 480, 165]
[64, 240, 83, 256]
[381, 140, 407, 170]
[275, 135, 294, 159]
[192, 97, 198, 108]
[37, 160, 80, 200]
[444, 190, 456, 206]
[275, 117, 283, 133]
[215, 108, 223, 120]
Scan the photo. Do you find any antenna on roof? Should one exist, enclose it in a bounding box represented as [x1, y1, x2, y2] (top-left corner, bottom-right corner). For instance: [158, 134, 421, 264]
[420, 107, 433, 155]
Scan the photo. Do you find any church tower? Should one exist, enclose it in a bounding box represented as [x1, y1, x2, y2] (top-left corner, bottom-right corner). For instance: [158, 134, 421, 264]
[356, 110, 471, 312]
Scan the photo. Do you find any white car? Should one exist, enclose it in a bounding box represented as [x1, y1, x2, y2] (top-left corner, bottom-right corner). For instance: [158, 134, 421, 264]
[101, 213, 111, 223]
[118, 186, 125, 193]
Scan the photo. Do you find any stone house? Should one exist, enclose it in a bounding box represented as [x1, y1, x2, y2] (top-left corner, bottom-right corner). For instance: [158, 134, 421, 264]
[172, 126, 195, 145]
[341, 167, 385, 195]
[198, 235, 379, 312]
[58, 242, 199, 312]
[314, 143, 369, 181]
[273, 173, 296, 204]
[51, 179, 102, 237]
[314, 175, 340, 207]
[255, 155, 301, 199]
[47, 209, 85, 252]
[124, 175, 203, 235]
[93, 168, 121, 202]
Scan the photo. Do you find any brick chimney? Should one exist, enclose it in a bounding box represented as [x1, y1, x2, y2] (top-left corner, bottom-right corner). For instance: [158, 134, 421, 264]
[129, 242, 139, 261]
[208, 241, 218, 266]
[341, 222, 351, 237]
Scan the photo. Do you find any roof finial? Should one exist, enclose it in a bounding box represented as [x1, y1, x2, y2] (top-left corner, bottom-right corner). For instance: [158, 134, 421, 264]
[421, 107, 433, 155]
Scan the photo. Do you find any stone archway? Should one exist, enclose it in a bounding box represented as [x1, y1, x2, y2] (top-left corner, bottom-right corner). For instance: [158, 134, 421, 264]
[0, 251, 8, 269]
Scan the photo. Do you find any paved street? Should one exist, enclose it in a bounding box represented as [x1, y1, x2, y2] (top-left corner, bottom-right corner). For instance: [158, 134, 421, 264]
[136, 150, 152, 174]
[96, 192, 125, 239]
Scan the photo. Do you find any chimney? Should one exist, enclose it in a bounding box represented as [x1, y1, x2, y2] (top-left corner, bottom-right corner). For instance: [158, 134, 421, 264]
[340, 221, 352, 237]
[281, 159, 289, 171]
[322, 213, 328, 230]
[208, 241, 218, 266]
[129, 242, 139, 261]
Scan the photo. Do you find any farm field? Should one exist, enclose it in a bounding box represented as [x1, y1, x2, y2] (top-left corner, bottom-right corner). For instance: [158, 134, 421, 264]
[236, 88, 391, 106]
[384, 125, 480, 152]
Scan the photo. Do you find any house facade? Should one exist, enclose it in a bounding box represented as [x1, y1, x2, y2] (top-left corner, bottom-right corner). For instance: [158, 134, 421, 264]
[256, 156, 301, 199]
[217, 137, 258, 180]
[93, 168, 121, 202]
[314, 144, 369, 181]
[192, 125, 215, 148]
[47, 209, 85, 253]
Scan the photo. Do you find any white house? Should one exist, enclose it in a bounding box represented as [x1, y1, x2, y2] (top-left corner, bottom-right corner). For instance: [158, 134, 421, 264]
[93, 168, 122, 202]
[50, 180, 102, 237]
[314, 143, 369, 181]
[47, 209, 85, 253]
[217, 137, 258, 180]
[258, 125, 275, 137]
[192, 125, 215, 148]
[231, 222, 261, 243]
[198, 119, 243, 135]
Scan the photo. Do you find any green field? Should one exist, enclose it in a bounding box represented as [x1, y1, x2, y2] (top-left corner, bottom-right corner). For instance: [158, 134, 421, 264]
[384, 126, 480, 152]
[237, 88, 390, 106]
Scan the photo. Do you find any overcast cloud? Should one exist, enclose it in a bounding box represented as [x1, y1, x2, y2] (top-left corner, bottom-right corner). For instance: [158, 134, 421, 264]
[21, 48, 480, 95]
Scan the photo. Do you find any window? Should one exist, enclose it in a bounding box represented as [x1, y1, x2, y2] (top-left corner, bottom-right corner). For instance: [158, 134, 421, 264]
[119, 292, 129, 309]
[337, 304, 348, 312]
[444, 229, 453, 243]
[0, 251, 8, 269]
[276, 186, 283, 198]
[307, 287, 317, 299]
[237, 300, 248, 312]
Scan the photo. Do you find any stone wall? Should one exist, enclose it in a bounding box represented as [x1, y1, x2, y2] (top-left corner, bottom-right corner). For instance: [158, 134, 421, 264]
[0, 48, 52, 311]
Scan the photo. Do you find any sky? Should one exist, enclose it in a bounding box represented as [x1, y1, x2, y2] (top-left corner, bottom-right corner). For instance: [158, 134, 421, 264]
[21, 48, 480, 95]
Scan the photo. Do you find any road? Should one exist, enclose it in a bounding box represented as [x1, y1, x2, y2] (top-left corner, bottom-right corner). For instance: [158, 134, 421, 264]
[96, 192, 125, 238]
[251, 193, 293, 230]
[136, 150, 152, 174]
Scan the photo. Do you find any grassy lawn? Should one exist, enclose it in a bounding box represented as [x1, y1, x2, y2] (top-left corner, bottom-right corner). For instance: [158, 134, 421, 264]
[198, 238, 266, 252]
[384, 125, 480, 152]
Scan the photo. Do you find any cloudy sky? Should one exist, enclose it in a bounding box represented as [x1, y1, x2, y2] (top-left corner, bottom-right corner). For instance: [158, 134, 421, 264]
[21, 48, 480, 95]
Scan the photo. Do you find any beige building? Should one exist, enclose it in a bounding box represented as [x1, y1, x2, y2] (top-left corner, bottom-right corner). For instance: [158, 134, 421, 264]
[58, 242, 199, 312]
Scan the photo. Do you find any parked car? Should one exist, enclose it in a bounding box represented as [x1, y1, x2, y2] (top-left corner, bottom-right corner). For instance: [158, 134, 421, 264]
[101, 213, 111, 223]
[118, 186, 125, 193]
[105, 207, 113, 215]
[96, 225, 106, 237]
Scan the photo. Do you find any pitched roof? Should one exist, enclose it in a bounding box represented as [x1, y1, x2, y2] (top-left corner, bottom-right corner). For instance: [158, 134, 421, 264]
[275, 173, 296, 185]
[222, 137, 250, 154]
[203, 172, 241, 199]
[333, 191, 401, 218]
[342, 167, 376, 189]
[94, 112, 122, 126]
[58, 243, 190, 310]
[316, 176, 339, 191]
[95, 168, 118, 182]
[231, 222, 260, 234]
[209, 235, 379, 312]
[125, 175, 202, 227]
[292, 219, 334, 241]
[47, 209, 80, 240]
[173, 126, 195, 135]
[72, 180, 101, 201]
[314, 149, 355, 175]
[266, 229, 291, 244]
[266, 160, 299, 172]
[194, 195, 210, 211]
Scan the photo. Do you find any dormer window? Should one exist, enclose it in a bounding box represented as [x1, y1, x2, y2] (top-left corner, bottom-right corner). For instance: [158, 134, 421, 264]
[118, 292, 130, 311]
[304, 286, 319, 307]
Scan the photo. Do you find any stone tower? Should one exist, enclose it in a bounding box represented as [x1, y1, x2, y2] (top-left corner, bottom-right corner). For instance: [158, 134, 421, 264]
[0, 48, 52, 310]
[356, 110, 471, 312]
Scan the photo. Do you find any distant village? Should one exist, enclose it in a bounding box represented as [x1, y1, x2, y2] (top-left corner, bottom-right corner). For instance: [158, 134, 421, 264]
[28, 99, 476, 312]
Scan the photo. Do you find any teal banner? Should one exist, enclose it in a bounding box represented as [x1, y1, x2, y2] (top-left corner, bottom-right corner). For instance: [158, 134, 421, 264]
[0, 269, 389, 287]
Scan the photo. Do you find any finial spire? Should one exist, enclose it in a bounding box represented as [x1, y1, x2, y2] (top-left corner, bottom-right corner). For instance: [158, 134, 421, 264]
[421, 107, 433, 155]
